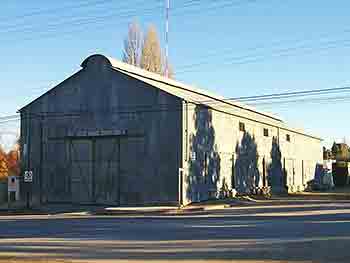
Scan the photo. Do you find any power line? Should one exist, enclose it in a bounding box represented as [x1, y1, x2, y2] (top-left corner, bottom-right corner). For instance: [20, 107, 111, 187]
[1, 86, 350, 123]
[177, 37, 350, 74]
[0, 119, 20, 124]
[19, 26, 350, 94]
[2, 85, 349, 119]
[231, 86, 350, 102]
[19, 36, 350, 96]
[2, 13, 153, 45]
[2, 0, 348, 79]
[7, 86, 349, 120]
[0, 0, 209, 35]
[1, 0, 249, 41]
[172, 0, 257, 14]
[250, 95, 350, 106]
[0, 115, 19, 120]
[0, 0, 115, 25]
[176, 26, 350, 72]
[5, 95, 339, 141]
[1, 2, 162, 36]
[0, 93, 348, 134]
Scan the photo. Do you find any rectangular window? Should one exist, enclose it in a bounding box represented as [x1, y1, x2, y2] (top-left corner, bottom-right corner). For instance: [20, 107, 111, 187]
[286, 134, 291, 142]
[263, 128, 269, 137]
[239, 122, 245, 132]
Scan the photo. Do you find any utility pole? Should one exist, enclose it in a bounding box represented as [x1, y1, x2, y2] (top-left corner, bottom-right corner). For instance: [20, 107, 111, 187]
[165, 0, 170, 78]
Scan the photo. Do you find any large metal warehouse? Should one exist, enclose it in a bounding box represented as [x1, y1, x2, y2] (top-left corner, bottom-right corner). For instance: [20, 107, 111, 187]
[19, 54, 322, 206]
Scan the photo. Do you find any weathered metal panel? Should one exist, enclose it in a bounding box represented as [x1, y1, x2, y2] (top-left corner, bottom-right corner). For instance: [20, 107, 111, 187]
[21, 55, 182, 206]
[119, 137, 145, 205]
[70, 139, 93, 203]
[94, 137, 120, 204]
[44, 139, 70, 202]
[182, 102, 322, 205]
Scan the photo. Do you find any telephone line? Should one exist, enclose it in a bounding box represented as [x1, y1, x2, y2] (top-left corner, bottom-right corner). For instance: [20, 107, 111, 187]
[1, 0, 251, 40]
[177, 37, 350, 74]
[0, 94, 348, 124]
[0, 0, 216, 34]
[0, 0, 116, 25]
[1, 86, 350, 122]
[15, 90, 350, 120]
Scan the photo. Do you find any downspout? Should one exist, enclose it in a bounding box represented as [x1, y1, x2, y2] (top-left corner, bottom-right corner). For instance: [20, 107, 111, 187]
[179, 100, 188, 207]
[39, 116, 43, 205]
[26, 112, 31, 209]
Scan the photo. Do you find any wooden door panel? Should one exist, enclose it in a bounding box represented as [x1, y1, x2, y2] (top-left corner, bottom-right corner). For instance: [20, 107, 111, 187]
[94, 138, 119, 204]
[119, 137, 145, 205]
[70, 139, 93, 203]
[45, 140, 70, 202]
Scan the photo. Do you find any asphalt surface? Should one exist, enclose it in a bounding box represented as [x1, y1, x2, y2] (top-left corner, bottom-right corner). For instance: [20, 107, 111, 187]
[1, 200, 350, 262]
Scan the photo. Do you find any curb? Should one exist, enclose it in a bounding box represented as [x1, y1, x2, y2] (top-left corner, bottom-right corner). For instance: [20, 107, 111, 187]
[93, 208, 176, 216]
[0, 210, 49, 216]
[203, 204, 231, 210]
[173, 207, 204, 213]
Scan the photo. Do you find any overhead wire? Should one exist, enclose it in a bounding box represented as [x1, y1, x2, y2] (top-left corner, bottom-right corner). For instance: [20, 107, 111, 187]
[0, 0, 216, 35]
[176, 26, 350, 73]
[1, 0, 252, 41]
[2, 0, 348, 76]
[3, 0, 347, 77]
[1, 2, 163, 36]
[0, 86, 348, 122]
[177, 37, 350, 74]
[0, 0, 115, 25]
[0, 1, 349, 117]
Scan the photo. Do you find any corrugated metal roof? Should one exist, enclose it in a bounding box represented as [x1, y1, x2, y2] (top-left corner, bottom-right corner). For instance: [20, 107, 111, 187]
[103, 55, 321, 140]
[105, 55, 284, 123]
[19, 54, 321, 140]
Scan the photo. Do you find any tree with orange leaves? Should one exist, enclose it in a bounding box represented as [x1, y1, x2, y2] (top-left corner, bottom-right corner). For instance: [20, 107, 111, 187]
[7, 145, 20, 177]
[0, 147, 8, 181]
[0, 141, 21, 181]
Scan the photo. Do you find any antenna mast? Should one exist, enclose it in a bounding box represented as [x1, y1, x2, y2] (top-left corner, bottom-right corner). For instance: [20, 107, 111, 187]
[165, 0, 170, 77]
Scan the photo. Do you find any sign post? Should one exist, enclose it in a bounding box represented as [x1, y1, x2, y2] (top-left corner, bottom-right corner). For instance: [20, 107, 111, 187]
[8, 176, 20, 209]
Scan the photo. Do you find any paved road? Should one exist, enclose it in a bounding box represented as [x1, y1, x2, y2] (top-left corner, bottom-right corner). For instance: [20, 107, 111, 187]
[1, 200, 350, 263]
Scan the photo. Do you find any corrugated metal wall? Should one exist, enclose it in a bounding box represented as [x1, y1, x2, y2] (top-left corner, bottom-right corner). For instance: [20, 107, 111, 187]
[20, 55, 181, 206]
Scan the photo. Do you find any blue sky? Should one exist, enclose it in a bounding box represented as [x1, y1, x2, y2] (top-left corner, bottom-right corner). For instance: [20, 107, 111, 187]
[1, 0, 350, 148]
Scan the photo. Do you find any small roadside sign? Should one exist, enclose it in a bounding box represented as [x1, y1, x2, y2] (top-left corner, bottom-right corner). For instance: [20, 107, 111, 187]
[24, 171, 33, 183]
[8, 176, 18, 192]
[190, 152, 196, 161]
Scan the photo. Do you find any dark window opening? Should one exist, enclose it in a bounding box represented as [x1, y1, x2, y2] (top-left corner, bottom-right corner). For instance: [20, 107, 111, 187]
[239, 122, 245, 132]
[231, 154, 235, 189]
[286, 134, 291, 142]
[263, 128, 269, 137]
[262, 157, 266, 187]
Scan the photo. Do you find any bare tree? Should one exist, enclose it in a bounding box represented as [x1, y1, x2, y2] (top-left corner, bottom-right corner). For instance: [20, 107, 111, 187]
[122, 21, 143, 66]
[140, 25, 163, 74]
[122, 22, 175, 78]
